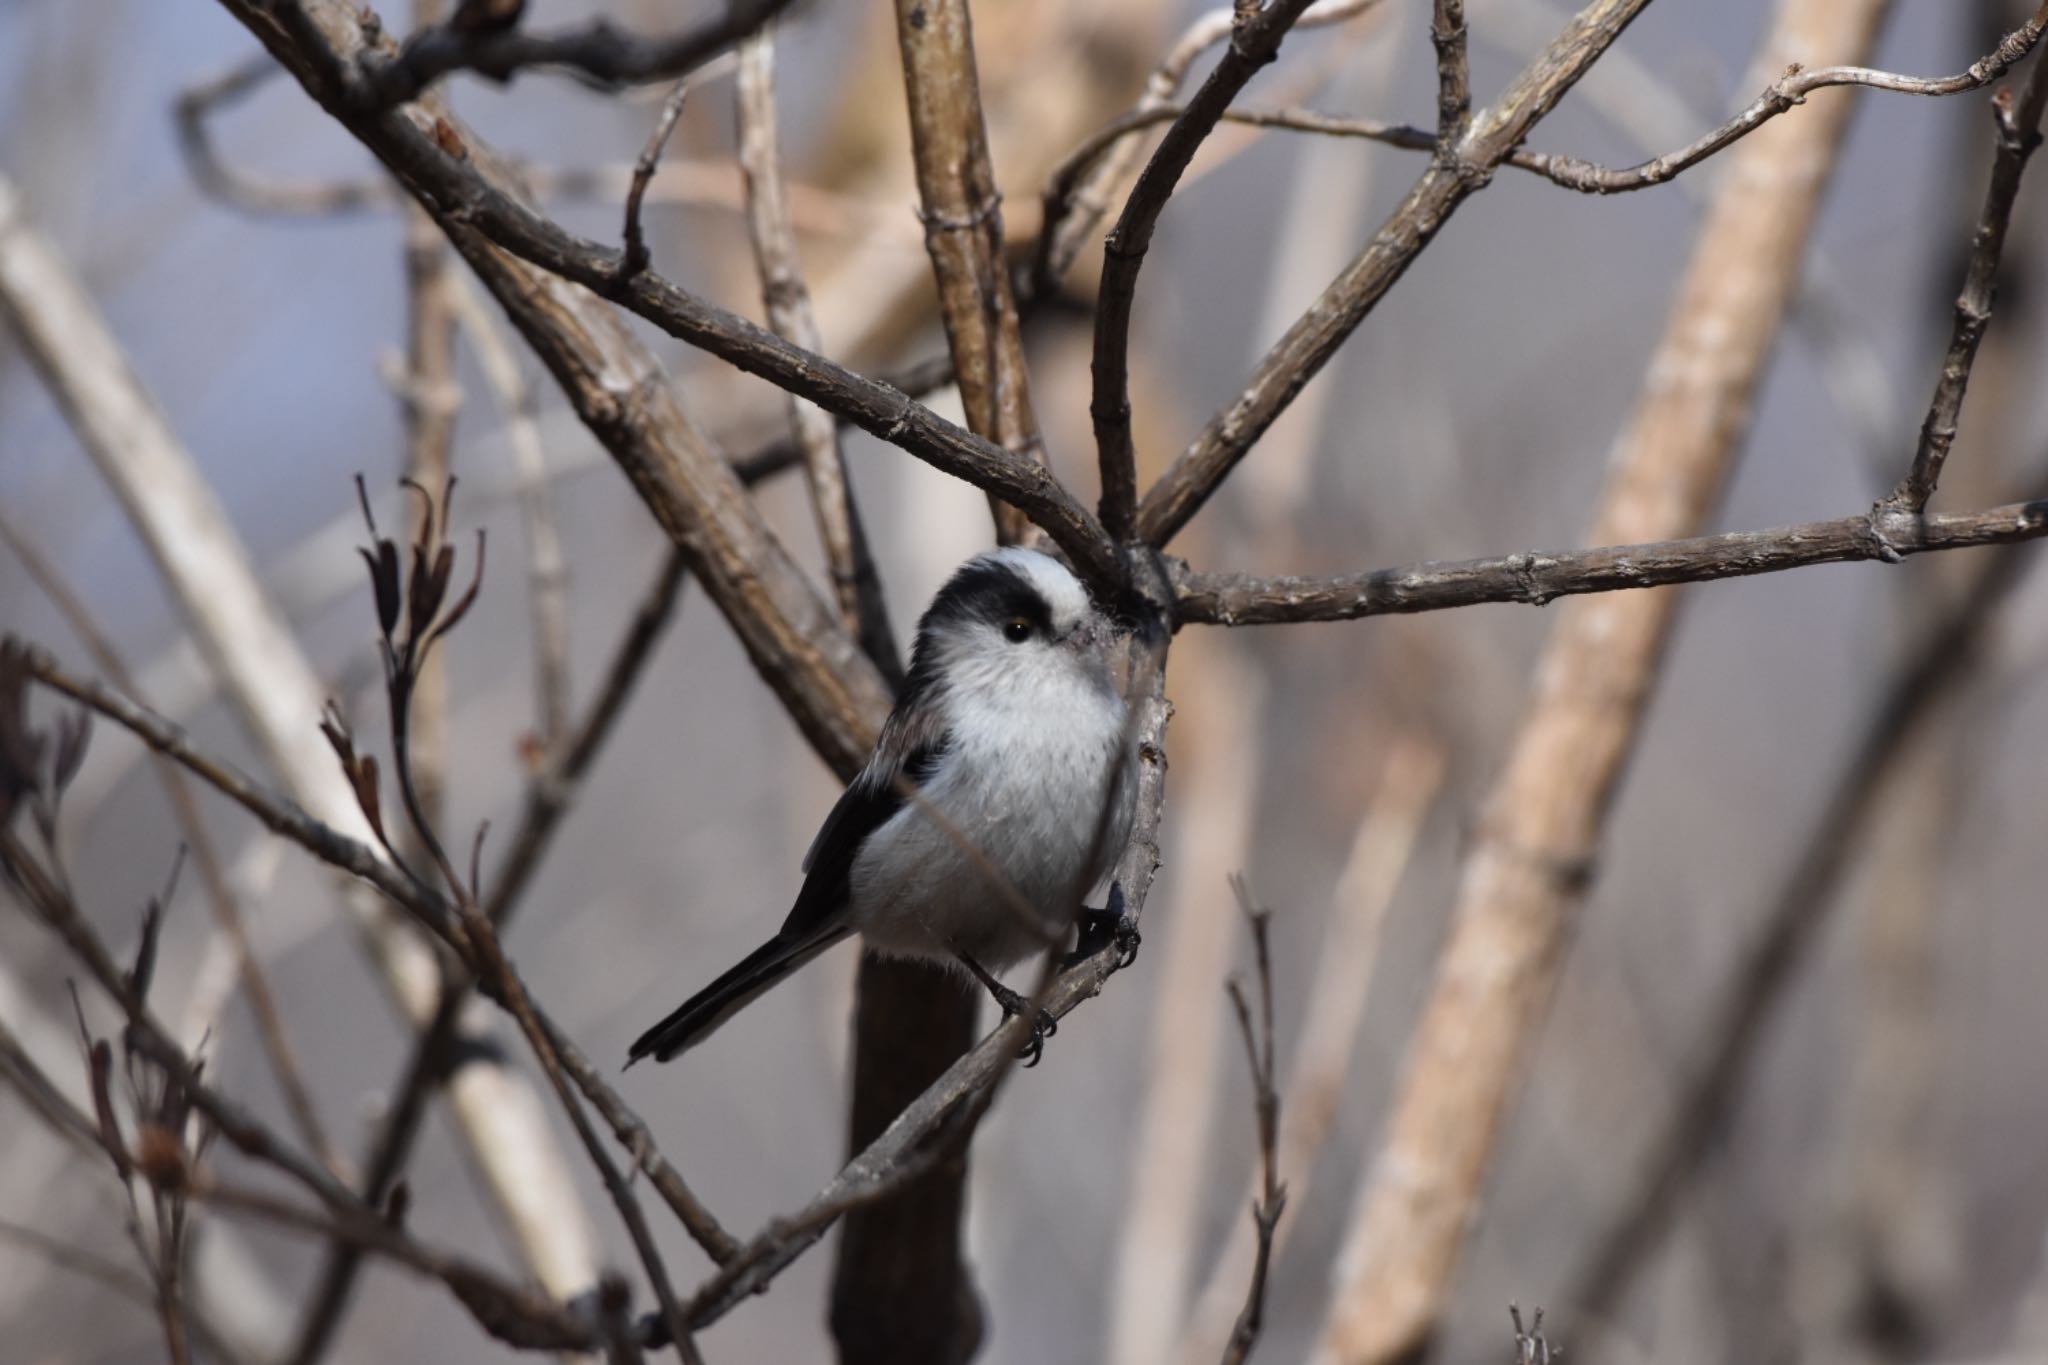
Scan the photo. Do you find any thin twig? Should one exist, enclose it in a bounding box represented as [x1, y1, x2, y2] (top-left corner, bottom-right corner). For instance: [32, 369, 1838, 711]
[0, 834, 598, 1355]
[1219, 879, 1285, 1365]
[621, 77, 691, 278]
[1176, 738, 1443, 1365]
[12, 648, 739, 1266]
[174, 52, 911, 237]
[1882, 42, 2048, 512]
[1517, 2, 2048, 194]
[1032, 0, 1386, 292]
[1091, 0, 1321, 543]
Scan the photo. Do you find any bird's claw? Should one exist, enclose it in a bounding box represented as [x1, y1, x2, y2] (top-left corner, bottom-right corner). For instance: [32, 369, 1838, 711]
[984, 977, 1058, 1067]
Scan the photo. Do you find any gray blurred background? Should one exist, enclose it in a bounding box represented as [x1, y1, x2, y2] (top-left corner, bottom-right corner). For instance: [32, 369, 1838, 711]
[4, 1, 2048, 1361]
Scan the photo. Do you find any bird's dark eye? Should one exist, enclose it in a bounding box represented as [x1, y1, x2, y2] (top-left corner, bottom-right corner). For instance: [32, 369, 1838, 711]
[1002, 617, 1033, 643]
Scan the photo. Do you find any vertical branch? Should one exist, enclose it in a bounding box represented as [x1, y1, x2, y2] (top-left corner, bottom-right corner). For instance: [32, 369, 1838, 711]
[1310, 3, 1895, 1362]
[1105, 639, 1263, 1365]
[1429, 0, 1471, 146]
[893, 0, 1045, 545]
[393, 11, 461, 838]
[736, 28, 902, 682]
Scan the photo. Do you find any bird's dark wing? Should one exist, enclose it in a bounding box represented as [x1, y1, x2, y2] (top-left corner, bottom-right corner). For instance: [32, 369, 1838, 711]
[777, 703, 949, 940]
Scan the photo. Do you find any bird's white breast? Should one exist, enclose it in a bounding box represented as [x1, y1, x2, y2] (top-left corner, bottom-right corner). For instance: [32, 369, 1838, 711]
[846, 649, 1130, 969]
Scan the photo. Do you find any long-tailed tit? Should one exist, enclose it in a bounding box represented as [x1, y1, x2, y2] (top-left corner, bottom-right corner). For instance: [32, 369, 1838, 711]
[627, 547, 1138, 1066]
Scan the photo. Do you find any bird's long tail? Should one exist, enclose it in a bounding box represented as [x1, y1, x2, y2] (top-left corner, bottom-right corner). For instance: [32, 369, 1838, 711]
[626, 926, 852, 1065]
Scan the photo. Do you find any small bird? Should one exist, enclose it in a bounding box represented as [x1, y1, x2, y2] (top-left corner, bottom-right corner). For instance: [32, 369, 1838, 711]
[627, 547, 1138, 1067]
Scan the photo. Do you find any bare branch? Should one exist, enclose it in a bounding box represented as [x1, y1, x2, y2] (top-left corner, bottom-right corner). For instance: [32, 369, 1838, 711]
[0, 835, 598, 1356]
[1173, 496, 2048, 625]
[1033, 0, 1386, 293]
[361, 0, 798, 106]
[895, 0, 1047, 547]
[1430, 0, 1471, 147]
[621, 77, 691, 279]
[1517, 2, 2048, 194]
[0, 512, 341, 1180]
[174, 53, 911, 239]
[11, 646, 738, 1270]
[1177, 739, 1443, 1365]
[1091, 0, 1320, 543]
[1882, 44, 2048, 512]
[0, 169, 601, 1305]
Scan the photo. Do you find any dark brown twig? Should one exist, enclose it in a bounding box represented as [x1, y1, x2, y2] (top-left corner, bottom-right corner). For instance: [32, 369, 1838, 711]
[621, 78, 691, 278]
[1091, 0, 1320, 543]
[1430, 0, 1471, 147]
[359, 483, 701, 1361]
[1031, 0, 1386, 295]
[1172, 496, 2048, 625]
[361, 0, 798, 106]
[1519, 2, 2048, 195]
[0, 832, 597, 1355]
[1882, 43, 2048, 513]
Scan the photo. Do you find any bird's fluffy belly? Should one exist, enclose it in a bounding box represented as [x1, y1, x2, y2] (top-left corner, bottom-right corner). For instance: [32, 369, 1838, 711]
[845, 711, 1126, 969]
